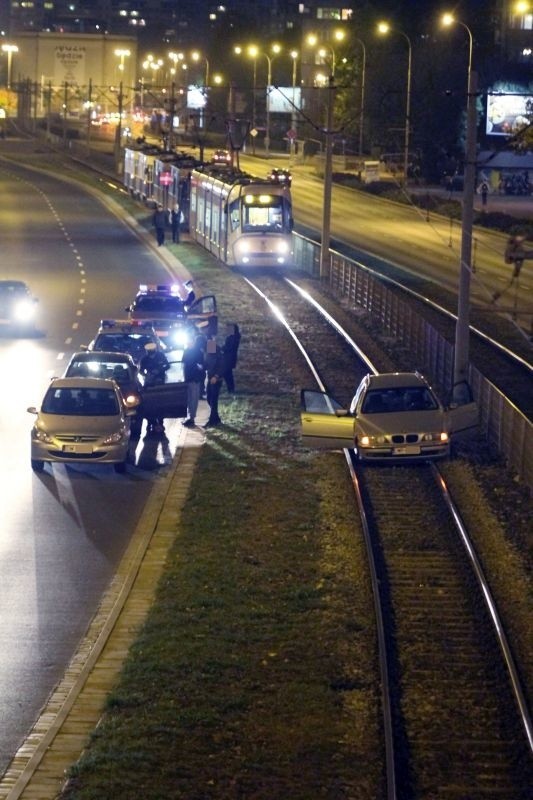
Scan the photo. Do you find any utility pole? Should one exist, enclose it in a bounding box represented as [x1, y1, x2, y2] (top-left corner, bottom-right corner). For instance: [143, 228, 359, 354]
[320, 75, 335, 279]
[114, 81, 124, 175]
[453, 70, 477, 397]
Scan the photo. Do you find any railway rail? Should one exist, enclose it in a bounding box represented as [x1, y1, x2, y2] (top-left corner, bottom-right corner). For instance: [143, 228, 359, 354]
[245, 273, 533, 799]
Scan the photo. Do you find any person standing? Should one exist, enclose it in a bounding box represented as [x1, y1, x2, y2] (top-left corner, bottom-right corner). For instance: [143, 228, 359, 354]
[222, 322, 241, 393]
[139, 343, 170, 434]
[152, 204, 167, 246]
[480, 182, 489, 209]
[204, 338, 224, 427]
[182, 335, 206, 428]
[170, 204, 181, 243]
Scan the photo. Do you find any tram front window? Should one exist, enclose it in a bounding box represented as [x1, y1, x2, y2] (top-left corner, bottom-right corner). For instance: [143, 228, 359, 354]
[243, 201, 284, 232]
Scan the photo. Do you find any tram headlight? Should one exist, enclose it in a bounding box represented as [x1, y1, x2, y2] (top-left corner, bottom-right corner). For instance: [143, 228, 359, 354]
[276, 240, 290, 254]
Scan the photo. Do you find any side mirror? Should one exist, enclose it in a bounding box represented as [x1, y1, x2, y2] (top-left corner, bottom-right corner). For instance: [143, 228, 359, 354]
[27, 406, 38, 415]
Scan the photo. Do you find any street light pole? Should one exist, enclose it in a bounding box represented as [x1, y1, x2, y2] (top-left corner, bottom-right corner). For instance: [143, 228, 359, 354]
[402, 33, 412, 187]
[355, 38, 366, 155]
[442, 17, 476, 393]
[290, 50, 298, 164]
[265, 53, 272, 157]
[377, 23, 412, 186]
[2, 44, 19, 90]
[320, 75, 335, 279]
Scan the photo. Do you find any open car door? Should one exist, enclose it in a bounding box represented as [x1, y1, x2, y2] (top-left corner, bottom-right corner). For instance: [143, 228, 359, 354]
[139, 361, 188, 420]
[447, 380, 479, 437]
[300, 389, 355, 450]
[187, 295, 218, 337]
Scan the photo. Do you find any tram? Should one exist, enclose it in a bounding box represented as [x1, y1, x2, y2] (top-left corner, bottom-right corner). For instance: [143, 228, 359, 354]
[188, 165, 294, 268]
[124, 146, 198, 215]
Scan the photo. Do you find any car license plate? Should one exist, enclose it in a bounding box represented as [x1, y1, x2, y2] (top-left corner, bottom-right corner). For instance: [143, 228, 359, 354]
[393, 445, 421, 455]
[63, 444, 93, 454]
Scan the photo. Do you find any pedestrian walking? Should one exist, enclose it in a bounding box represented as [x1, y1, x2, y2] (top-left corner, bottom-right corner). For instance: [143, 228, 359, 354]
[222, 322, 241, 393]
[152, 204, 167, 246]
[204, 338, 224, 427]
[182, 335, 206, 428]
[170, 204, 181, 243]
[480, 182, 489, 208]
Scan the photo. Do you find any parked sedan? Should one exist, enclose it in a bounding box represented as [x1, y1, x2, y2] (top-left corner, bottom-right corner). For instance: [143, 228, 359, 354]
[300, 372, 478, 461]
[27, 377, 136, 473]
[63, 351, 143, 434]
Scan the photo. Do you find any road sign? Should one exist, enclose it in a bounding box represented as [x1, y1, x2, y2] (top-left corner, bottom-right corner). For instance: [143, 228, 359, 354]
[250, 128, 258, 138]
[286, 128, 297, 140]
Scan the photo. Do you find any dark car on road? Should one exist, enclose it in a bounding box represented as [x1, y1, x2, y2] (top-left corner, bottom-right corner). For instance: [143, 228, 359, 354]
[0, 280, 38, 334]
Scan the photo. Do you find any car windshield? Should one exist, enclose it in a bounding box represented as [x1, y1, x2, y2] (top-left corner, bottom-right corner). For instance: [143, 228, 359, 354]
[67, 359, 133, 384]
[42, 387, 120, 416]
[134, 296, 184, 313]
[362, 387, 438, 414]
[0, 283, 28, 300]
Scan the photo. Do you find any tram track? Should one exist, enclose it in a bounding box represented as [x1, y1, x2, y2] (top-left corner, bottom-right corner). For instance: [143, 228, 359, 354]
[245, 273, 532, 799]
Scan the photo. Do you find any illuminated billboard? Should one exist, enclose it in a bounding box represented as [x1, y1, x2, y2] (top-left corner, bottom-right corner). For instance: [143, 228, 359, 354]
[267, 87, 302, 114]
[486, 92, 532, 136]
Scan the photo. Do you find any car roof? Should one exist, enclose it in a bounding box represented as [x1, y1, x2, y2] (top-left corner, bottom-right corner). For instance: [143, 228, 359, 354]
[0, 280, 29, 290]
[367, 372, 429, 389]
[68, 351, 136, 365]
[97, 319, 157, 333]
[49, 377, 119, 390]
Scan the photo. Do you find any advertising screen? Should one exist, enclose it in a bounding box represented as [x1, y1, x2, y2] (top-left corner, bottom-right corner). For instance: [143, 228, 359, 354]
[486, 92, 532, 136]
[267, 87, 302, 114]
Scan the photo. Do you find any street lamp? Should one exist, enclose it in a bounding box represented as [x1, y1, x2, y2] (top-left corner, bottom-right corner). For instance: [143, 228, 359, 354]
[2, 44, 19, 90]
[377, 22, 412, 187]
[249, 44, 280, 158]
[290, 50, 299, 163]
[191, 51, 209, 87]
[114, 48, 130, 77]
[235, 43, 281, 157]
[442, 13, 477, 394]
[307, 30, 345, 77]
[306, 32, 345, 277]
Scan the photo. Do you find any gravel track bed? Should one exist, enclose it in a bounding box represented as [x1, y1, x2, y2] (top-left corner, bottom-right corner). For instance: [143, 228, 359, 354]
[360, 465, 532, 799]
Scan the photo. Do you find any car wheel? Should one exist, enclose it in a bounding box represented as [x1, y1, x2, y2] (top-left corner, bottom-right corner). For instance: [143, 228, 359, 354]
[114, 461, 127, 474]
[31, 459, 45, 472]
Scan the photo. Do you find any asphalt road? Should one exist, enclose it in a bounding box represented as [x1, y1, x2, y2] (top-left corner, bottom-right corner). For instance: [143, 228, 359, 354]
[0, 152, 188, 774]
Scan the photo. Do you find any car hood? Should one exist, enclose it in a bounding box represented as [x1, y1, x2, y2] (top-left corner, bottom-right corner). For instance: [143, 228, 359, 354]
[36, 414, 124, 436]
[357, 409, 446, 433]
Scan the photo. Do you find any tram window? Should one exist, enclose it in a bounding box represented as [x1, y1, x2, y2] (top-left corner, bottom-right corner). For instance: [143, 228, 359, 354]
[228, 199, 240, 231]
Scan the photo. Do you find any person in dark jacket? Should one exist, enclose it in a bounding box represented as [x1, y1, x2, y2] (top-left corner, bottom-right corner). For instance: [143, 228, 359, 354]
[152, 204, 167, 246]
[182, 335, 206, 427]
[170, 204, 181, 243]
[222, 322, 241, 393]
[139, 343, 170, 434]
[204, 338, 224, 427]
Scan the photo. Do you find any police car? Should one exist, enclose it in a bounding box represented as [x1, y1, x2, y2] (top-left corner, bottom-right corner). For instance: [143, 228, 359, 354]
[82, 319, 164, 365]
[125, 282, 218, 349]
